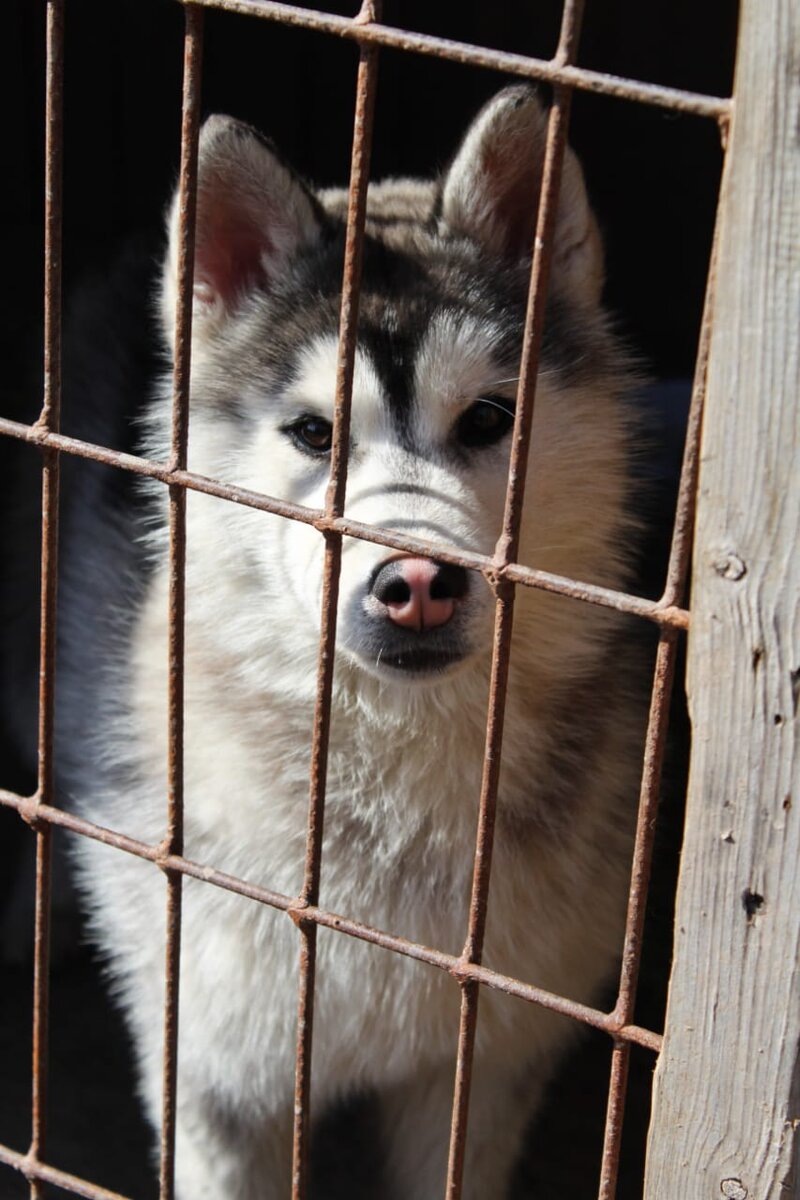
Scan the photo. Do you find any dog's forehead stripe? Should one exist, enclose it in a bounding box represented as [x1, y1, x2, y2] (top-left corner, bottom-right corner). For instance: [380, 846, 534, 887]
[264, 221, 533, 436]
[284, 303, 517, 450]
[286, 325, 418, 441]
[359, 319, 419, 435]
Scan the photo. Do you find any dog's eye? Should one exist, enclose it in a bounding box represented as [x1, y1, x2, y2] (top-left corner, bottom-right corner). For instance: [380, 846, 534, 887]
[456, 397, 515, 448]
[285, 415, 334, 455]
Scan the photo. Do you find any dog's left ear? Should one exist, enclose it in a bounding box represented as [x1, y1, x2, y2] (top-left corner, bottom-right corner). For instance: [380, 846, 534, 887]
[439, 87, 603, 306]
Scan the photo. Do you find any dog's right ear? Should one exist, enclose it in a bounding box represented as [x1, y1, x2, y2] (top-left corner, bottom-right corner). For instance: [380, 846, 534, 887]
[160, 115, 325, 343]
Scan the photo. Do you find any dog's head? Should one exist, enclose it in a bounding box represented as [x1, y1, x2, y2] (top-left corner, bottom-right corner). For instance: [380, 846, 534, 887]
[156, 88, 634, 703]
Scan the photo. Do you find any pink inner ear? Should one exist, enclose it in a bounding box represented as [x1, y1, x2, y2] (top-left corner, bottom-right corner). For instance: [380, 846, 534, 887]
[484, 147, 541, 262]
[489, 189, 536, 263]
[195, 195, 274, 309]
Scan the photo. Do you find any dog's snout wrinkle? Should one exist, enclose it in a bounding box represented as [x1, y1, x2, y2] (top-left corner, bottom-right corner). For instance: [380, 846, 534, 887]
[345, 480, 477, 526]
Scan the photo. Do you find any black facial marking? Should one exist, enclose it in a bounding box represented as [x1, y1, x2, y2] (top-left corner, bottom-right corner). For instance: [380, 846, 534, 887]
[354, 241, 443, 441]
[206, 210, 616, 429]
[359, 320, 418, 440]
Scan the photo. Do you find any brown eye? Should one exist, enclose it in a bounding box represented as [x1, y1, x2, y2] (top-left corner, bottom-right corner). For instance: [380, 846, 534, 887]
[456, 397, 515, 448]
[285, 415, 333, 455]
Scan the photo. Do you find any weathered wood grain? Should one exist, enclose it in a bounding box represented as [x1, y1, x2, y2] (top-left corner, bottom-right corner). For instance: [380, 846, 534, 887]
[643, 0, 800, 1196]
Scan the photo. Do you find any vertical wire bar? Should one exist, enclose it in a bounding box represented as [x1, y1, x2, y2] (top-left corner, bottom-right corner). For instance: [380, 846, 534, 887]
[660, 227, 720, 611]
[445, 4, 585, 1195]
[28, 2, 65, 1193]
[595, 222, 721, 1200]
[158, 9, 204, 1199]
[597, 630, 677, 1200]
[291, 3, 381, 1196]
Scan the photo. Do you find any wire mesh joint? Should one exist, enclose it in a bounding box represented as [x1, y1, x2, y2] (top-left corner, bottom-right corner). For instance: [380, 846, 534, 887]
[17, 792, 46, 832]
[288, 898, 311, 929]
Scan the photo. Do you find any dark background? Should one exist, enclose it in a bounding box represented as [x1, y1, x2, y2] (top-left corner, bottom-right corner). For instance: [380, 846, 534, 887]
[1, 2, 737, 1197]
[5, 0, 736, 388]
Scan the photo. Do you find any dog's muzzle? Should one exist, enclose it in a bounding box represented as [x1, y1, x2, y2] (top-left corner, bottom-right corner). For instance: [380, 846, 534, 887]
[358, 555, 471, 675]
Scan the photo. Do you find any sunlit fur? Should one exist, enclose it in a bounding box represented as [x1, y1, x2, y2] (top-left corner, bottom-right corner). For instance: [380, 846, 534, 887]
[72, 88, 648, 1198]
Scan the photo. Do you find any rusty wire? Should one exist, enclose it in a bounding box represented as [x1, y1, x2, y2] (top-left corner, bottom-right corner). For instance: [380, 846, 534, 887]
[595, 219, 721, 1200]
[0, 1144, 132, 1200]
[445, 3, 587, 1192]
[24, 3, 65, 1197]
[179, 0, 730, 123]
[0, 784, 661, 1054]
[157, 8, 205, 1200]
[1, 0, 733, 1196]
[0, 415, 690, 633]
[597, 630, 679, 1199]
[290, 3, 381, 1194]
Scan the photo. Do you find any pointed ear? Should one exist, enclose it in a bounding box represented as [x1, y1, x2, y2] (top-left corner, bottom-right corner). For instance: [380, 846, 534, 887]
[161, 115, 325, 341]
[439, 87, 604, 306]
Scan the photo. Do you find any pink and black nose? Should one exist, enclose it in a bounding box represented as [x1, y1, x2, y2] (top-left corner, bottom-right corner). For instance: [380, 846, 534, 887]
[369, 557, 468, 631]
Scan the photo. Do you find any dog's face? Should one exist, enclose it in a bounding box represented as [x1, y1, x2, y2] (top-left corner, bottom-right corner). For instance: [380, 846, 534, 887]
[157, 89, 633, 697]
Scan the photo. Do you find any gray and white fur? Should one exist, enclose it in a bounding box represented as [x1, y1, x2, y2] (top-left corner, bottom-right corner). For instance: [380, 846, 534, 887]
[17, 88, 651, 1197]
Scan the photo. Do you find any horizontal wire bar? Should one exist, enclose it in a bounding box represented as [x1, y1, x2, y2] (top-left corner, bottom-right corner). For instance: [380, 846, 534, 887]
[0, 787, 661, 1054]
[178, 0, 731, 120]
[0, 418, 689, 630]
[0, 1143, 133, 1200]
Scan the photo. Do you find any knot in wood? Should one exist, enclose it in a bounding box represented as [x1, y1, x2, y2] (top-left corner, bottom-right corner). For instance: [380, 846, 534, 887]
[720, 1179, 747, 1199]
[711, 548, 747, 581]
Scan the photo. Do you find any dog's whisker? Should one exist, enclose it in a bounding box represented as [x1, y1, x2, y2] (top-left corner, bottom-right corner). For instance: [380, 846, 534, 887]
[485, 375, 520, 388]
[478, 395, 516, 415]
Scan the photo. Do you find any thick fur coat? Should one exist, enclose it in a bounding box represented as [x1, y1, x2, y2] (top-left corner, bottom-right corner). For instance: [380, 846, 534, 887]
[7, 88, 651, 1197]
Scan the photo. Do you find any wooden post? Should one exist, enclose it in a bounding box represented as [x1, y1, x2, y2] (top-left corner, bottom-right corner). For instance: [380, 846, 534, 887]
[643, 0, 800, 1196]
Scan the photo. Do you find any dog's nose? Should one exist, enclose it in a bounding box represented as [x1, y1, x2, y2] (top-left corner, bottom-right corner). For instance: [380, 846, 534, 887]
[370, 557, 468, 631]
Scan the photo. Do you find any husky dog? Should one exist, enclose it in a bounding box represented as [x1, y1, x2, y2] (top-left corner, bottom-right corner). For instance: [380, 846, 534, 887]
[7, 87, 649, 1196]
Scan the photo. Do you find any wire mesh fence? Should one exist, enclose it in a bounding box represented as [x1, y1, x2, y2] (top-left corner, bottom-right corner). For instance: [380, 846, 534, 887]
[0, 1, 735, 1197]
